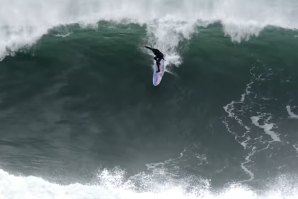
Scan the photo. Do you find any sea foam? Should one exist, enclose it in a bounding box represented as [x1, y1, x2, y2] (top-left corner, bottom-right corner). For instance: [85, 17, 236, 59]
[1, 169, 298, 199]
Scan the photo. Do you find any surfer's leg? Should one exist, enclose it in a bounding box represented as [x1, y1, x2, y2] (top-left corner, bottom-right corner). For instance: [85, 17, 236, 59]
[156, 59, 161, 73]
[153, 57, 160, 72]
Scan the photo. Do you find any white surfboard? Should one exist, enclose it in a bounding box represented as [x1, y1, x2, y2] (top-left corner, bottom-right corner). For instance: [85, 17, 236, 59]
[152, 60, 165, 86]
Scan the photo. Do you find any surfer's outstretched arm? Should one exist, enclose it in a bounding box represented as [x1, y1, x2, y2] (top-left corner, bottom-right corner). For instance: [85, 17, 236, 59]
[144, 46, 153, 51]
[145, 46, 163, 57]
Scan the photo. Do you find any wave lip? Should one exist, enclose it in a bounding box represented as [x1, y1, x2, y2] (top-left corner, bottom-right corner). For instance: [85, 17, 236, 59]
[1, 0, 298, 62]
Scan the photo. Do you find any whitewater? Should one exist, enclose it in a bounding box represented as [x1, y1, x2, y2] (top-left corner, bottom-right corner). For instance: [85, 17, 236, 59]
[1, 169, 298, 199]
[1, 0, 298, 63]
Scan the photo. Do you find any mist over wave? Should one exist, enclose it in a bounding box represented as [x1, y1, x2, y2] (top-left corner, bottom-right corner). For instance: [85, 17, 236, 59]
[1, 0, 298, 63]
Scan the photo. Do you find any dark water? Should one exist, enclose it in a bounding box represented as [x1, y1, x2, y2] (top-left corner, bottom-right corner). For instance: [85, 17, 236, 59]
[0, 23, 298, 192]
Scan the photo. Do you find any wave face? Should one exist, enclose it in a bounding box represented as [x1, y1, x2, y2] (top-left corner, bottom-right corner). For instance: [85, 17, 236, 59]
[0, 23, 298, 198]
[1, 0, 298, 63]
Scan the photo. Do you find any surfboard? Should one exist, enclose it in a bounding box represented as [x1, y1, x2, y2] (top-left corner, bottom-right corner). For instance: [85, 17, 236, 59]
[152, 60, 165, 86]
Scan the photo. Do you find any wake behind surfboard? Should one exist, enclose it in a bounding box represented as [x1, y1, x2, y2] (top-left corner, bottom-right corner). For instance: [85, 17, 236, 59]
[153, 60, 165, 86]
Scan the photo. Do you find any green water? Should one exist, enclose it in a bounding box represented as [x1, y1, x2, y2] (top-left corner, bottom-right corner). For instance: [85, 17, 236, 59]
[0, 23, 298, 189]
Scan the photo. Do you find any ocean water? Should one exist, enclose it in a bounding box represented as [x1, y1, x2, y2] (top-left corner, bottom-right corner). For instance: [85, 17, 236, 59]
[1, 0, 298, 198]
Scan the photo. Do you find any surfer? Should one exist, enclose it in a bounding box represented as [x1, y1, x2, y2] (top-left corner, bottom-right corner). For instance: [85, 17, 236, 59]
[145, 46, 164, 73]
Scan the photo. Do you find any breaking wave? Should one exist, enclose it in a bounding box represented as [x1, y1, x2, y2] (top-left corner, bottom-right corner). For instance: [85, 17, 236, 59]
[1, 0, 298, 63]
[1, 169, 298, 199]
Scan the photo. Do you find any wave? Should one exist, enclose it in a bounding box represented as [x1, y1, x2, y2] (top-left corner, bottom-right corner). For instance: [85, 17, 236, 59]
[1, 0, 298, 63]
[0, 168, 298, 199]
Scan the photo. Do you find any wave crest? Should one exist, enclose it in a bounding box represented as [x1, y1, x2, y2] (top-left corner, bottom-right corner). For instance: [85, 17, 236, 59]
[1, 0, 298, 62]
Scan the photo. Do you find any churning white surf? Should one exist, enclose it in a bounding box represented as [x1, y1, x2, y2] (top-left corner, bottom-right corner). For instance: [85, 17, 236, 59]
[0, 169, 298, 199]
[1, 0, 298, 63]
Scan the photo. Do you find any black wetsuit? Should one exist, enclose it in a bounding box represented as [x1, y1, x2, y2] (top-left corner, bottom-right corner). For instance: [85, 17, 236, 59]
[145, 46, 164, 72]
